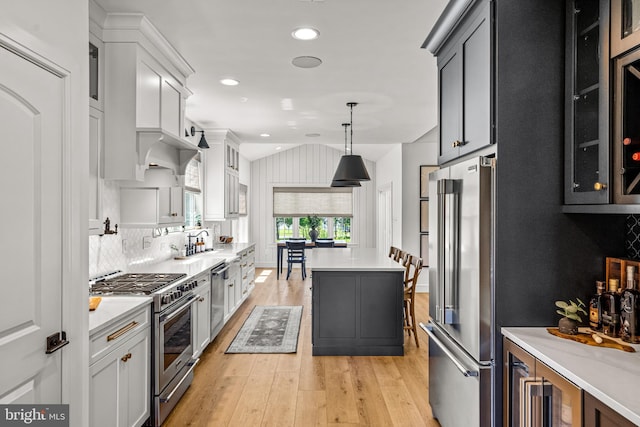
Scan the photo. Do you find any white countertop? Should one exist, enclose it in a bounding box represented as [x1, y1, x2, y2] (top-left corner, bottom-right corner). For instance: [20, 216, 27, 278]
[309, 248, 404, 271]
[502, 327, 640, 425]
[91, 243, 254, 334]
[89, 296, 152, 335]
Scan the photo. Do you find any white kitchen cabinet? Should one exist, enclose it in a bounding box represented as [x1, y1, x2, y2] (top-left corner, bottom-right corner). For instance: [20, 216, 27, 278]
[90, 305, 151, 427]
[89, 32, 104, 112]
[102, 14, 197, 182]
[120, 186, 184, 228]
[240, 245, 256, 297]
[203, 130, 241, 221]
[223, 258, 242, 322]
[193, 281, 211, 358]
[89, 106, 103, 235]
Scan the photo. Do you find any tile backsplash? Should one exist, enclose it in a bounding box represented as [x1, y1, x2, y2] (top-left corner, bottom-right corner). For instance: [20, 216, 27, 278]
[89, 180, 221, 279]
[626, 214, 640, 260]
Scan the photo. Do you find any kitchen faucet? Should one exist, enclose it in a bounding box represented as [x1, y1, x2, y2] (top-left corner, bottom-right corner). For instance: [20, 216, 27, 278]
[187, 230, 209, 255]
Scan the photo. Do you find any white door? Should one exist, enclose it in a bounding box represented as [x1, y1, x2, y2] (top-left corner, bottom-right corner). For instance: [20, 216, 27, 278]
[377, 184, 393, 256]
[0, 45, 65, 403]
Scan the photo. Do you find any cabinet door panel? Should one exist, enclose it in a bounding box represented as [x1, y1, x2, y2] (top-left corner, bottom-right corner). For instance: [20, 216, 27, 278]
[161, 80, 180, 136]
[439, 51, 462, 163]
[584, 391, 636, 427]
[90, 351, 121, 427]
[125, 330, 150, 427]
[121, 188, 158, 225]
[462, 13, 491, 155]
[89, 107, 103, 233]
[136, 61, 161, 128]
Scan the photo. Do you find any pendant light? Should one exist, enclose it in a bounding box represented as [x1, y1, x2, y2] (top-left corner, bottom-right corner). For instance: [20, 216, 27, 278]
[331, 123, 361, 187]
[331, 102, 371, 182]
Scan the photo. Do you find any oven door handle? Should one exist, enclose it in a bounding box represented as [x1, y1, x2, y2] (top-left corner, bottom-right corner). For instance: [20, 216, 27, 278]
[160, 295, 197, 323]
[159, 358, 200, 403]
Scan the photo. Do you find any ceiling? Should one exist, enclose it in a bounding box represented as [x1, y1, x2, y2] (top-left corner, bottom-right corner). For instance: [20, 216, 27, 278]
[94, 0, 447, 161]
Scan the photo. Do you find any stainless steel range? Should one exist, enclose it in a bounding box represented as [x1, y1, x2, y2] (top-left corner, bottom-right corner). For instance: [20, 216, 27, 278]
[91, 271, 204, 426]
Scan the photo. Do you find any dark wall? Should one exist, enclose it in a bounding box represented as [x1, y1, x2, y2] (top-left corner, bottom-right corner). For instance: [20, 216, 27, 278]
[492, 0, 626, 422]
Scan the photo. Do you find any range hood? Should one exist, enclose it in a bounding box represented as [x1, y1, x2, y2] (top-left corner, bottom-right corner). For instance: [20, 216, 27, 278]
[100, 13, 198, 182]
[137, 129, 198, 180]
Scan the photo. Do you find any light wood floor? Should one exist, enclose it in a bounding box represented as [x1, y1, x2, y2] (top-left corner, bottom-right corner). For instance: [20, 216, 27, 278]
[164, 268, 439, 427]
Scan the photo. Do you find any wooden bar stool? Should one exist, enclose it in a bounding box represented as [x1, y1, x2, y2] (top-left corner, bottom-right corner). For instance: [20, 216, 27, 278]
[403, 254, 423, 347]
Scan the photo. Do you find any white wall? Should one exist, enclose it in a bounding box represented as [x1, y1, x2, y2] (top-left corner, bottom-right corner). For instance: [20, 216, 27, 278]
[375, 144, 403, 250]
[402, 127, 439, 290]
[250, 144, 376, 267]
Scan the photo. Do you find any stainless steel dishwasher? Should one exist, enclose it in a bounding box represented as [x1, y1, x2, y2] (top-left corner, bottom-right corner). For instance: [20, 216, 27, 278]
[210, 261, 228, 341]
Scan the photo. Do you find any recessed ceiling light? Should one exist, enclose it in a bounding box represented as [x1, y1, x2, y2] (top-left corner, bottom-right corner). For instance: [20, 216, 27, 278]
[292, 56, 322, 68]
[292, 27, 319, 41]
[260, 133, 270, 137]
[305, 133, 321, 137]
[220, 78, 239, 86]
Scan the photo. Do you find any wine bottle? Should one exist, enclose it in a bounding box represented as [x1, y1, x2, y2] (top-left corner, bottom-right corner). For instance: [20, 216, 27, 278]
[621, 266, 640, 343]
[623, 137, 640, 146]
[589, 280, 605, 331]
[601, 278, 621, 337]
[632, 152, 640, 161]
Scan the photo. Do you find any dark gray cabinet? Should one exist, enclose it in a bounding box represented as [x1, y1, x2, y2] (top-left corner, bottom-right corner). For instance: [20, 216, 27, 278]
[424, 0, 627, 423]
[565, 0, 611, 205]
[434, 1, 491, 164]
[611, 0, 640, 57]
[311, 270, 403, 356]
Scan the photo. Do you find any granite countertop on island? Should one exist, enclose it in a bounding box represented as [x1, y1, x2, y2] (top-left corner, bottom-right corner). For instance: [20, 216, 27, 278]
[309, 248, 405, 272]
[502, 327, 640, 425]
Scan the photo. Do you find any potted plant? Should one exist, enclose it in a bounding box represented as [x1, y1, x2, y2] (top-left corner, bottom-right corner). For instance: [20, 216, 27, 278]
[306, 215, 322, 242]
[555, 298, 587, 335]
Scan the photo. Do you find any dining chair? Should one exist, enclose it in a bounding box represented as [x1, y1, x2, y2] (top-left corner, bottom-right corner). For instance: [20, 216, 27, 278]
[403, 254, 423, 347]
[315, 239, 335, 247]
[286, 240, 307, 280]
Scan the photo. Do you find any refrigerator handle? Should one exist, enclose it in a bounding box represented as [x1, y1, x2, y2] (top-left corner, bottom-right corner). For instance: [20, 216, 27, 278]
[420, 322, 478, 377]
[437, 178, 459, 324]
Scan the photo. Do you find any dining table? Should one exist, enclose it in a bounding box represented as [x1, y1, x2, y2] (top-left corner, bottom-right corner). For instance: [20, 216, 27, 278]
[276, 240, 347, 279]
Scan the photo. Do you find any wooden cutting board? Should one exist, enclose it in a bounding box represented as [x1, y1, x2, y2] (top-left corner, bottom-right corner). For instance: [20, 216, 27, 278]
[547, 328, 635, 352]
[89, 297, 102, 311]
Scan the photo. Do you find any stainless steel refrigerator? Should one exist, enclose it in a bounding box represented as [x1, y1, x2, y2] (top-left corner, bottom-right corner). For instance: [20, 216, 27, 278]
[420, 155, 494, 426]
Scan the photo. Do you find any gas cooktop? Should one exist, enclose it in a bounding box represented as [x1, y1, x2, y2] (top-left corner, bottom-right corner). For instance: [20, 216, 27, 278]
[90, 273, 187, 295]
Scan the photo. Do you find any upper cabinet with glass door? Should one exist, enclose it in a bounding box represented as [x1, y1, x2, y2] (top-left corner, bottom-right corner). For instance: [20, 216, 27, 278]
[565, 0, 610, 204]
[612, 0, 640, 57]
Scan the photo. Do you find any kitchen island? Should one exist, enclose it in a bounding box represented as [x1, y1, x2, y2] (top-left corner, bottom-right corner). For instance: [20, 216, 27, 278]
[309, 248, 405, 356]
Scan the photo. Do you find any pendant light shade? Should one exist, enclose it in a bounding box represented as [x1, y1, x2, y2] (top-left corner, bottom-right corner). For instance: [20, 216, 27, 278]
[331, 102, 371, 183]
[331, 123, 361, 187]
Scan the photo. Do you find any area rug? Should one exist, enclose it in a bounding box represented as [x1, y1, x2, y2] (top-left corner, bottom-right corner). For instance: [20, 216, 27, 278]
[225, 305, 303, 353]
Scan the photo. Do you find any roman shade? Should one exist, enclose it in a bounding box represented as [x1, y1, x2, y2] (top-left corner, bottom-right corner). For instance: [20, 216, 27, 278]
[273, 187, 353, 217]
[185, 159, 201, 192]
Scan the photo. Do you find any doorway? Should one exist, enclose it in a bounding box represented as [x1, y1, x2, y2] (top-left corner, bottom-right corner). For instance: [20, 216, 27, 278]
[377, 183, 393, 256]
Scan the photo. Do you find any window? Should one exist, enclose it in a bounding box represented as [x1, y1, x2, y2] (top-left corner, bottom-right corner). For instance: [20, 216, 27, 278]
[273, 186, 353, 242]
[184, 158, 202, 228]
[274, 216, 351, 242]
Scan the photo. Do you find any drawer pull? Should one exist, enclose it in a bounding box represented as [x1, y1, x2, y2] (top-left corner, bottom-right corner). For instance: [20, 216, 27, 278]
[107, 321, 139, 342]
[121, 352, 132, 362]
